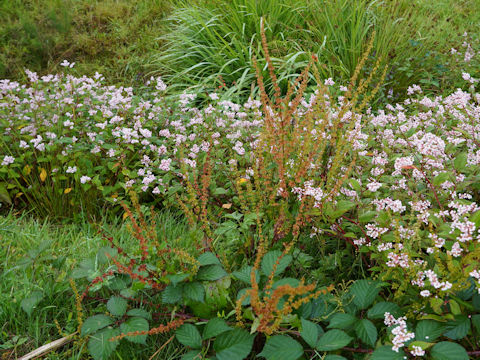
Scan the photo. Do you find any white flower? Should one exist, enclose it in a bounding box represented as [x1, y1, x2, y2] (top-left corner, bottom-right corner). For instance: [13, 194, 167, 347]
[1, 155, 14, 166]
[80, 176, 91, 184]
[66, 166, 77, 174]
[420, 290, 431, 297]
[60, 60, 75, 68]
[324, 78, 335, 86]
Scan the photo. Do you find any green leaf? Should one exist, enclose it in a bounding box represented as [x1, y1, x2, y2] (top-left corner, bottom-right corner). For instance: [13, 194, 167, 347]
[430, 342, 469, 360]
[21, 291, 43, 316]
[258, 335, 303, 360]
[108, 275, 130, 291]
[324, 356, 347, 360]
[182, 350, 203, 360]
[300, 318, 319, 348]
[183, 282, 205, 302]
[87, 328, 120, 360]
[126, 309, 152, 320]
[162, 284, 183, 304]
[432, 172, 450, 186]
[231, 266, 259, 284]
[472, 314, 480, 332]
[97, 246, 118, 264]
[367, 302, 402, 319]
[272, 278, 300, 289]
[327, 313, 357, 330]
[203, 318, 231, 340]
[316, 330, 352, 351]
[370, 346, 405, 360]
[213, 328, 254, 360]
[454, 152, 467, 171]
[415, 320, 444, 342]
[261, 251, 292, 277]
[120, 317, 149, 344]
[355, 319, 377, 346]
[349, 280, 381, 309]
[471, 211, 480, 228]
[167, 273, 189, 286]
[358, 211, 377, 222]
[81, 315, 114, 336]
[107, 296, 128, 317]
[443, 315, 470, 340]
[213, 187, 228, 195]
[176, 324, 202, 349]
[0, 183, 12, 205]
[196, 265, 228, 281]
[332, 200, 356, 218]
[198, 252, 221, 266]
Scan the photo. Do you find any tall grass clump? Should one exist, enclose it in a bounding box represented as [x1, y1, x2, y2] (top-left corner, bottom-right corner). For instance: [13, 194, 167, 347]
[149, 0, 313, 100]
[149, 0, 480, 104]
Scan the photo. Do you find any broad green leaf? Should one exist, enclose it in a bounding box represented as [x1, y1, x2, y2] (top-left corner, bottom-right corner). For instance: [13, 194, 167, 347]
[203, 318, 231, 339]
[443, 315, 470, 340]
[258, 335, 303, 360]
[81, 315, 114, 336]
[358, 211, 377, 222]
[454, 152, 467, 171]
[183, 282, 205, 302]
[198, 252, 221, 266]
[236, 288, 251, 306]
[349, 280, 381, 309]
[231, 266, 259, 284]
[327, 313, 356, 330]
[370, 346, 405, 360]
[96, 246, 118, 264]
[367, 302, 402, 319]
[408, 341, 434, 350]
[196, 265, 228, 281]
[261, 251, 292, 277]
[332, 200, 356, 218]
[415, 320, 444, 342]
[176, 324, 202, 349]
[126, 308, 151, 320]
[432, 172, 450, 186]
[87, 328, 120, 360]
[21, 291, 44, 316]
[167, 273, 189, 286]
[182, 350, 203, 360]
[355, 319, 377, 346]
[213, 187, 228, 195]
[316, 330, 352, 351]
[214, 328, 254, 360]
[272, 278, 300, 289]
[300, 318, 319, 348]
[120, 317, 149, 344]
[430, 342, 469, 360]
[162, 283, 183, 304]
[107, 296, 128, 317]
[324, 356, 347, 360]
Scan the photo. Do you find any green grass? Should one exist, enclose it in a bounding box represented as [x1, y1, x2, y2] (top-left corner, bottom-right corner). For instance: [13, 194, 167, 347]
[149, 0, 480, 103]
[0, 0, 172, 86]
[0, 210, 192, 359]
[2, 0, 478, 102]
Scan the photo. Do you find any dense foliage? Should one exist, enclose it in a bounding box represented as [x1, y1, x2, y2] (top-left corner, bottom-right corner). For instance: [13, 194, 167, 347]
[2, 1, 480, 359]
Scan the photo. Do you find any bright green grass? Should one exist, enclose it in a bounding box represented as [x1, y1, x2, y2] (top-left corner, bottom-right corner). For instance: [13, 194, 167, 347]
[0, 210, 191, 359]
